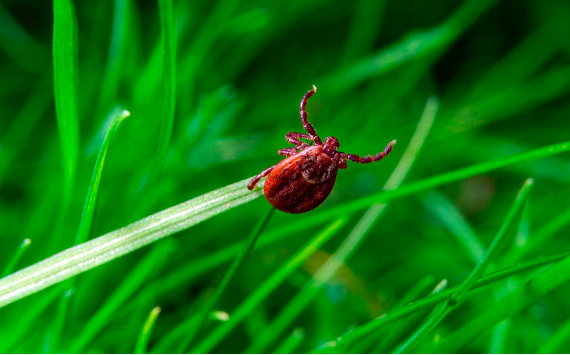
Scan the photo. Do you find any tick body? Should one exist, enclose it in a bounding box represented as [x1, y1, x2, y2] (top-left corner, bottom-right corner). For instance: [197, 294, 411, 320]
[248, 85, 396, 214]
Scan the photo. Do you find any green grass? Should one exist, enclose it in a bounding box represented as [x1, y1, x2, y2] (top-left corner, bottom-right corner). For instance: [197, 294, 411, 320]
[1, 0, 570, 353]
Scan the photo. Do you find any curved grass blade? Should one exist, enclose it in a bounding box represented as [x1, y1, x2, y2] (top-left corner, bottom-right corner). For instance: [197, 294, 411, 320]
[1, 238, 32, 278]
[191, 218, 348, 354]
[420, 190, 485, 263]
[53, 0, 80, 216]
[135, 306, 162, 354]
[245, 95, 439, 354]
[429, 254, 570, 353]
[178, 207, 276, 352]
[393, 178, 534, 353]
[46, 109, 131, 352]
[312, 248, 570, 353]
[0, 177, 264, 309]
[147, 0, 176, 184]
[76, 109, 130, 245]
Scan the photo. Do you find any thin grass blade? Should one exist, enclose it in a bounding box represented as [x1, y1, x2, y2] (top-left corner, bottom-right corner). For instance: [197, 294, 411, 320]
[1, 239, 32, 278]
[53, 0, 80, 215]
[68, 241, 174, 353]
[135, 306, 162, 354]
[429, 254, 570, 353]
[191, 218, 347, 354]
[178, 207, 276, 352]
[393, 178, 534, 353]
[312, 248, 570, 353]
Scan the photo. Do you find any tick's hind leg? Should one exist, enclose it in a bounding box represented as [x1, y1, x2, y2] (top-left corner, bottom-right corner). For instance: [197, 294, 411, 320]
[286, 132, 311, 150]
[344, 140, 396, 164]
[278, 147, 298, 156]
[248, 166, 275, 190]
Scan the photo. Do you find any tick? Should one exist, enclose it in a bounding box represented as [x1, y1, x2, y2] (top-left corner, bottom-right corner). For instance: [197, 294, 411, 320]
[248, 85, 396, 214]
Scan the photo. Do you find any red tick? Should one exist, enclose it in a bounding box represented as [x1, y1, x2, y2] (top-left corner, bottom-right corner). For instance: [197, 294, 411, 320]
[248, 85, 396, 213]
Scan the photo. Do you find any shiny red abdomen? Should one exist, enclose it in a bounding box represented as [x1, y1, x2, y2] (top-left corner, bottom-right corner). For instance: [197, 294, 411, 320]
[263, 145, 338, 213]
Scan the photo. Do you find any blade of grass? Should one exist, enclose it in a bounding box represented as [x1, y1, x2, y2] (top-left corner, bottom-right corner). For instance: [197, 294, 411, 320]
[274, 328, 305, 354]
[76, 109, 131, 245]
[429, 254, 570, 353]
[393, 178, 533, 353]
[0, 177, 264, 309]
[372, 276, 447, 354]
[0, 285, 65, 353]
[178, 207, 276, 352]
[68, 240, 175, 353]
[1, 239, 32, 278]
[53, 0, 80, 219]
[191, 218, 348, 354]
[245, 95, 439, 353]
[312, 248, 570, 353]
[350, 276, 436, 354]
[135, 306, 162, 354]
[147, 0, 176, 184]
[420, 190, 486, 263]
[46, 109, 131, 352]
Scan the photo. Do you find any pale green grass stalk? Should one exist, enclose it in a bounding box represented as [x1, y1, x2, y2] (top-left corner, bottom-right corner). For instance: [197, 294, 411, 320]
[312, 248, 570, 353]
[191, 218, 348, 353]
[245, 95, 439, 353]
[178, 207, 276, 352]
[393, 178, 533, 353]
[1, 239, 32, 278]
[135, 306, 162, 354]
[0, 177, 263, 308]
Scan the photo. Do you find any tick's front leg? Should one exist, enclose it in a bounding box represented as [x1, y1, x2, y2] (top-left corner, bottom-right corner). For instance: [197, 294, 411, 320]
[248, 166, 275, 190]
[345, 140, 396, 164]
[285, 132, 311, 150]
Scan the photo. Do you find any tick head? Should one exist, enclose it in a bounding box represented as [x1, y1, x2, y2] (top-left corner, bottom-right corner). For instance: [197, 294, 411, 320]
[323, 136, 339, 157]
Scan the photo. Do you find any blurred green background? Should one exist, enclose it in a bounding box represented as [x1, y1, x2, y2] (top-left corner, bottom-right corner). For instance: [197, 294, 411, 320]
[1, 0, 570, 353]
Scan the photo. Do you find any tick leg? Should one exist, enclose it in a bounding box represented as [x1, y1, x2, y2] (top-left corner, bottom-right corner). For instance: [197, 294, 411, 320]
[300, 85, 323, 145]
[338, 153, 348, 169]
[248, 166, 275, 190]
[286, 132, 311, 149]
[344, 140, 396, 164]
[278, 147, 298, 156]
